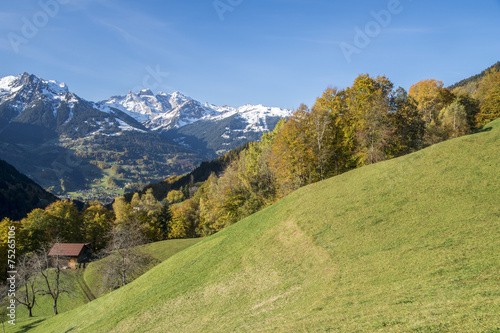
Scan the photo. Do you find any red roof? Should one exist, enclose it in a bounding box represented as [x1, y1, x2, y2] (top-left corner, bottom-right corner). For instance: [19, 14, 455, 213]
[48, 243, 90, 257]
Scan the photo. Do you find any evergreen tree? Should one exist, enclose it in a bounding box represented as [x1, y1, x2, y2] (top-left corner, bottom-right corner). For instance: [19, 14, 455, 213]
[155, 201, 172, 240]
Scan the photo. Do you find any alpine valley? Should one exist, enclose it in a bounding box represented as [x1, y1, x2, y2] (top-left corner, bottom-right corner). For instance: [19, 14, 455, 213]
[0, 73, 292, 201]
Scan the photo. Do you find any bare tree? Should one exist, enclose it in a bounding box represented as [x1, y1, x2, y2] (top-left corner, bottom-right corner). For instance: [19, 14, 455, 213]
[14, 254, 40, 317]
[101, 222, 154, 291]
[34, 241, 71, 315]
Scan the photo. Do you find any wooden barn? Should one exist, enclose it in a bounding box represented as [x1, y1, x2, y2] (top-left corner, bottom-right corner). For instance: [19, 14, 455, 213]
[48, 243, 92, 269]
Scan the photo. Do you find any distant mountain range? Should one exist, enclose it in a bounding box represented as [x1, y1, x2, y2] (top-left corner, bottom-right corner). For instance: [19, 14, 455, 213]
[96, 89, 292, 153]
[0, 73, 291, 196]
[98, 89, 289, 133]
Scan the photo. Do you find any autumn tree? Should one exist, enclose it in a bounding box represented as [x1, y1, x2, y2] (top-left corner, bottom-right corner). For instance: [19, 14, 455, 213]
[214, 163, 247, 227]
[409, 79, 450, 125]
[82, 201, 114, 250]
[169, 204, 189, 238]
[236, 133, 278, 212]
[439, 100, 469, 139]
[198, 174, 225, 236]
[113, 196, 133, 225]
[270, 107, 317, 196]
[43, 201, 82, 243]
[308, 104, 333, 180]
[114, 190, 170, 242]
[313, 88, 356, 174]
[166, 190, 185, 204]
[169, 198, 200, 238]
[346, 74, 394, 165]
[475, 67, 500, 126]
[130, 189, 163, 241]
[387, 87, 426, 157]
[20, 209, 50, 253]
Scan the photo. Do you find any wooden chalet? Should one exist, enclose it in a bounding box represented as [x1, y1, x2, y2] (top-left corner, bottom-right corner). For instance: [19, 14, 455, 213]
[48, 243, 92, 269]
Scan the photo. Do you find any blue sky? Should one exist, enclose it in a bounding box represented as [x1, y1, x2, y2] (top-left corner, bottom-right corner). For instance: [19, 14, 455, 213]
[1, 0, 499, 109]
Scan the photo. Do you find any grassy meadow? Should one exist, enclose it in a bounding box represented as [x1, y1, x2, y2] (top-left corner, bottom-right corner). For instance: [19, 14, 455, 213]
[7, 119, 500, 332]
[7, 238, 201, 328]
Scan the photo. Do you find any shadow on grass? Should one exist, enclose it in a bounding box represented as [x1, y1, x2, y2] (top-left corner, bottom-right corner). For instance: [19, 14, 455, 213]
[15, 318, 45, 333]
[473, 126, 493, 134]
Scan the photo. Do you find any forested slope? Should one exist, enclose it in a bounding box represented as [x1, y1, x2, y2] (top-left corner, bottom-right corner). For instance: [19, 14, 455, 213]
[0, 159, 57, 221]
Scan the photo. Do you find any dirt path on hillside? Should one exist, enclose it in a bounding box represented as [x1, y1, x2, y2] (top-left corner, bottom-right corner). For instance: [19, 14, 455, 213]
[76, 269, 96, 302]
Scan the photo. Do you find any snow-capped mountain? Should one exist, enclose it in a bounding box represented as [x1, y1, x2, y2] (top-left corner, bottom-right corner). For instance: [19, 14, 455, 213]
[0, 73, 75, 126]
[0, 73, 205, 195]
[0, 72, 293, 195]
[0, 73, 70, 100]
[0, 73, 146, 140]
[0, 72, 292, 148]
[97, 90, 293, 133]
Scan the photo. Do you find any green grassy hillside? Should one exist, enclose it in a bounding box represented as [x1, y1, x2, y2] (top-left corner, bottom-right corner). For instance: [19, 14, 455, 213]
[83, 238, 202, 297]
[10, 119, 500, 332]
[8, 238, 200, 324]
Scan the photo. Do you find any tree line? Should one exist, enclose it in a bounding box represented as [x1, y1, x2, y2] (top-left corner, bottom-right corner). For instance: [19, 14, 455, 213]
[0, 193, 165, 317]
[164, 69, 500, 237]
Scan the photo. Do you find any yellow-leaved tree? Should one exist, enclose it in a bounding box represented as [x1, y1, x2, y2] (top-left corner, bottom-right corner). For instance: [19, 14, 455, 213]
[475, 67, 500, 126]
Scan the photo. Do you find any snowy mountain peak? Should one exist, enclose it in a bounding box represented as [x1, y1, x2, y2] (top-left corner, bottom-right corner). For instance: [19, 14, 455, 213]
[99, 88, 292, 133]
[0, 73, 70, 100]
[0, 73, 148, 138]
[0, 73, 77, 114]
[45, 79, 69, 95]
[0, 75, 17, 90]
[21, 72, 68, 94]
[170, 91, 188, 99]
[137, 88, 154, 96]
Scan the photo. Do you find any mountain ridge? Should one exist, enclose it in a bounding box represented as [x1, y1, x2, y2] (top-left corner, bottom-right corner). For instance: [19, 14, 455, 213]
[0, 72, 292, 143]
[449, 61, 500, 90]
[96, 87, 293, 134]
